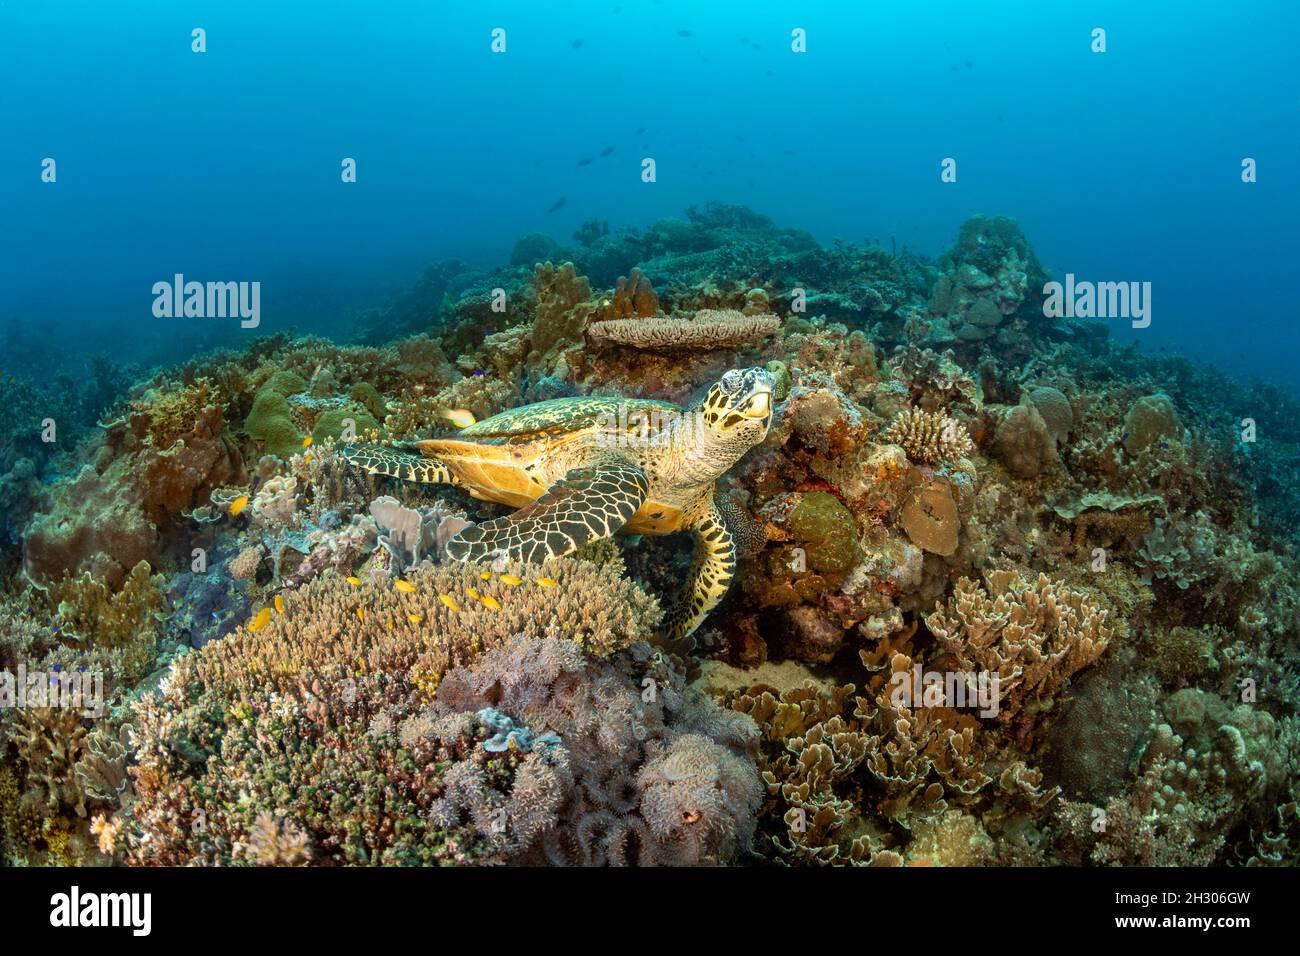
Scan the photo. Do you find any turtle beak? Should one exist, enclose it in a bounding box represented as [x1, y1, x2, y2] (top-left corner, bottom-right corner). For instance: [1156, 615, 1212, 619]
[742, 388, 771, 420]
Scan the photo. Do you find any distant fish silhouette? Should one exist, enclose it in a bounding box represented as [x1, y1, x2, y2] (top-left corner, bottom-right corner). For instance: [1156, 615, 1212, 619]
[577, 156, 593, 166]
[965, 58, 974, 68]
[572, 39, 584, 48]
[600, 145, 614, 157]
[634, 126, 645, 134]
[547, 197, 566, 212]
[677, 29, 692, 37]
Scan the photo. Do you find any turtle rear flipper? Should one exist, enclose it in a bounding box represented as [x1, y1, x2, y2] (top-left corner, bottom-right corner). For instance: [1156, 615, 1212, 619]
[341, 443, 456, 485]
[445, 457, 648, 563]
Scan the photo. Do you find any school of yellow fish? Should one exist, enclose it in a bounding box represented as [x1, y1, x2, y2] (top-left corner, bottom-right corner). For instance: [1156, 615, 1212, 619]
[245, 570, 561, 633]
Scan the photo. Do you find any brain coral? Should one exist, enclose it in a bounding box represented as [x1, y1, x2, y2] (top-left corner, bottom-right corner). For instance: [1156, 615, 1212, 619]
[1123, 392, 1181, 454]
[1026, 386, 1073, 445]
[993, 403, 1059, 478]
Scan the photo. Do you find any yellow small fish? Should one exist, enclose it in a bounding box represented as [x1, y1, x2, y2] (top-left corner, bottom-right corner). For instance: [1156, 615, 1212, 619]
[247, 607, 272, 632]
[386, 619, 393, 631]
[480, 594, 502, 611]
[274, 594, 285, 614]
[305, 453, 312, 465]
[301, 436, 313, 448]
[438, 594, 460, 612]
[394, 579, 416, 593]
[407, 613, 423, 624]
[228, 495, 250, 517]
[536, 577, 559, 588]
[439, 408, 477, 429]
[499, 574, 522, 586]
[466, 586, 480, 600]
[346, 576, 362, 587]
[357, 607, 365, 622]
[479, 570, 493, 580]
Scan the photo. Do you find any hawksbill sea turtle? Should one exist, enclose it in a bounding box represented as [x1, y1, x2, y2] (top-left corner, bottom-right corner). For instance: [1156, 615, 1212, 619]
[342, 367, 775, 642]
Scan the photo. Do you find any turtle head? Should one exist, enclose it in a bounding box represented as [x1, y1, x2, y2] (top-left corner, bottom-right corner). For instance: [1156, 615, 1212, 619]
[694, 367, 775, 461]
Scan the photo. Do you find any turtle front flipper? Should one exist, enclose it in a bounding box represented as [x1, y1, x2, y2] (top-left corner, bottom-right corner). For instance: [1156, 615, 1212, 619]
[664, 497, 737, 646]
[341, 443, 457, 485]
[445, 456, 649, 563]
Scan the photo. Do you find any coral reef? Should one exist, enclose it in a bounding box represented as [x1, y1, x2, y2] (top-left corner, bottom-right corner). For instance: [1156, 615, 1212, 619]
[4, 203, 1299, 869]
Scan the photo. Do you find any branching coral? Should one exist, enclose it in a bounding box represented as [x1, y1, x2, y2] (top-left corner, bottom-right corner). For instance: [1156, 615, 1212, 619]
[121, 553, 662, 864]
[13, 707, 89, 818]
[881, 408, 974, 465]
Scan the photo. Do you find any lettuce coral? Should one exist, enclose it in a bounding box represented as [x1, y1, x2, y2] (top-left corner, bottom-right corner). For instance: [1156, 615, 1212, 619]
[925, 570, 1114, 722]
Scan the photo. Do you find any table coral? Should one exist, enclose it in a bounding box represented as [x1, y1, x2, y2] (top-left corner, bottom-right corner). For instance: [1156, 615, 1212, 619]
[588, 309, 780, 351]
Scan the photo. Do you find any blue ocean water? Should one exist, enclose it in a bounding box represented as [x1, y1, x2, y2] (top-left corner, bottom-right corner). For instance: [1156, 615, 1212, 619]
[2, 1, 1297, 387]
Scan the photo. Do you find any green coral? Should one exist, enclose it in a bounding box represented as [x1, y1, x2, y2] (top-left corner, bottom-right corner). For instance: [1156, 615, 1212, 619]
[136, 378, 213, 448]
[262, 370, 308, 397]
[312, 404, 384, 445]
[751, 491, 859, 606]
[787, 491, 859, 577]
[766, 360, 792, 402]
[349, 382, 389, 420]
[244, 389, 303, 459]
